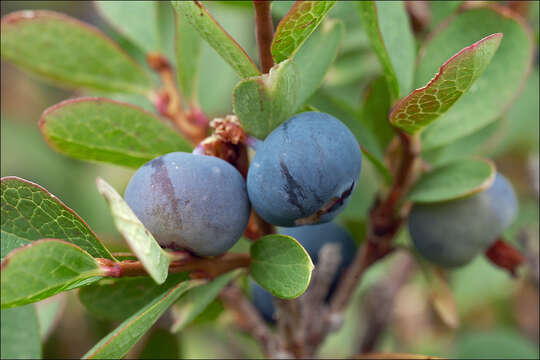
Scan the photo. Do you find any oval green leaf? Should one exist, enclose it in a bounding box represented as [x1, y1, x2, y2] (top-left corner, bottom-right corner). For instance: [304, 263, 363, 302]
[1, 239, 103, 308]
[390, 33, 503, 134]
[250, 234, 314, 299]
[357, 1, 415, 99]
[0, 176, 114, 261]
[171, 1, 260, 78]
[170, 270, 238, 333]
[79, 273, 189, 322]
[408, 158, 496, 203]
[417, 7, 534, 150]
[0, 10, 151, 94]
[233, 59, 300, 139]
[291, 19, 344, 109]
[96, 177, 171, 284]
[271, 1, 336, 63]
[40, 97, 192, 168]
[1, 305, 41, 359]
[83, 279, 202, 359]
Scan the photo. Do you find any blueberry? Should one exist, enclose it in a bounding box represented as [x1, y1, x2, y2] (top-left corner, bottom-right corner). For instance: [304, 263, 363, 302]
[252, 222, 357, 322]
[124, 152, 250, 257]
[247, 112, 362, 227]
[408, 173, 518, 267]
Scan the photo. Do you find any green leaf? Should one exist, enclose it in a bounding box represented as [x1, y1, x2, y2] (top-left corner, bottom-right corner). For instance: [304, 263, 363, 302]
[1, 305, 41, 359]
[176, 10, 202, 100]
[96, 1, 160, 53]
[417, 7, 533, 150]
[359, 76, 394, 155]
[1, 239, 103, 308]
[271, 1, 336, 63]
[291, 19, 344, 108]
[491, 68, 539, 155]
[0, 176, 114, 260]
[250, 234, 314, 299]
[390, 33, 503, 134]
[408, 158, 496, 203]
[233, 59, 300, 139]
[171, 1, 260, 78]
[40, 97, 192, 168]
[0, 10, 152, 94]
[357, 1, 415, 99]
[96, 177, 171, 284]
[422, 120, 499, 167]
[170, 270, 238, 333]
[79, 273, 189, 322]
[83, 279, 201, 359]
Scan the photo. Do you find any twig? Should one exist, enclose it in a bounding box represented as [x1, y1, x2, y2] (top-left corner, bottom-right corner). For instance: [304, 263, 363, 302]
[357, 253, 416, 353]
[253, 0, 275, 73]
[97, 252, 250, 279]
[275, 298, 307, 358]
[307, 131, 420, 352]
[147, 52, 207, 144]
[220, 284, 289, 358]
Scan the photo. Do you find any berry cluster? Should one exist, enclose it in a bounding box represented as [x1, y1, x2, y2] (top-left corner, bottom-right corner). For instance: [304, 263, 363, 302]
[124, 111, 518, 321]
[125, 111, 362, 257]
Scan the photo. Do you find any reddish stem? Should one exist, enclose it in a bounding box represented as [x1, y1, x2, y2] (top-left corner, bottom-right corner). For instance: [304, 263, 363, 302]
[98, 252, 251, 279]
[253, 1, 275, 73]
[147, 52, 207, 144]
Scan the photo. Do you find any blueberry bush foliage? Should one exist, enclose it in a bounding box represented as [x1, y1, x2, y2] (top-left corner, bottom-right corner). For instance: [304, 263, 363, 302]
[1, 1, 539, 359]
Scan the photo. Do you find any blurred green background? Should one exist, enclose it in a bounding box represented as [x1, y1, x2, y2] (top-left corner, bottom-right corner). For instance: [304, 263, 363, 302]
[1, 1, 538, 358]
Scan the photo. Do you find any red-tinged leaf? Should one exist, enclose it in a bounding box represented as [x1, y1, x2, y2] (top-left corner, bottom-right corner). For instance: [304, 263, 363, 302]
[390, 33, 502, 134]
[1, 176, 114, 260]
[0, 10, 151, 94]
[271, 1, 336, 63]
[39, 97, 191, 168]
[485, 238, 525, 277]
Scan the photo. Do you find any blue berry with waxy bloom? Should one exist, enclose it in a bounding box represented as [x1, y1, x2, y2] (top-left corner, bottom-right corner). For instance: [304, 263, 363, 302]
[408, 173, 518, 267]
[247, 112, 362, 227]
[124, 152, 250, 257]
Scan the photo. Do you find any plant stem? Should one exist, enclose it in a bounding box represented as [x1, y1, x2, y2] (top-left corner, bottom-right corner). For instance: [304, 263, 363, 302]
[147, 52, 207, 144]
[357, 253, 416, 353]
[98, 253, 251, 279]
[307, 131, 421, 353]
[220, 284, 288, 358]
[253, 0, 275, 73]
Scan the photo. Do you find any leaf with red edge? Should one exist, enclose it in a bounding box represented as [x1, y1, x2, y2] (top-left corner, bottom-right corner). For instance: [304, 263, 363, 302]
[271, 1, 336, 63]
[1, 176, 114, 260]
[390, 33, 502, 134]
[418, 7, 534, 149]
[40, 97, 191, 168]
[0, 10, 151, 94]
